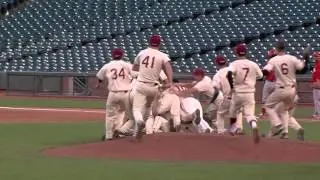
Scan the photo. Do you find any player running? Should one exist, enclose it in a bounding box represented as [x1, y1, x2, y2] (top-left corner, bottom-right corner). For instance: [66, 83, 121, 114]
[96, 48, 133, 141]
[263, 41, 309, 138]
[213, 55, 243, 134]
[132, 35, 173, 140]
[227, 43, 263, 144]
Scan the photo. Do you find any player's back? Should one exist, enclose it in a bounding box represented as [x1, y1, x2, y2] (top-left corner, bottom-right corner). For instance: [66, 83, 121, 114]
[213, 67, 230, 96]
[230, 59, 263, 93]
[268, 54, 304, 86]
[97, 60, 132, 91]
[135, 48, 170, 83]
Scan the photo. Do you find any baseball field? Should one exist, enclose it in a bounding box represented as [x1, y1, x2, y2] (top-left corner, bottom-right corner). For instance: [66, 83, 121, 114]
[0, 94, 320, 180]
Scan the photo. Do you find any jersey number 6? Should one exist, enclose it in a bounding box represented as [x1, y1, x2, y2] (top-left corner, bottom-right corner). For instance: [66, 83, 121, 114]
[280, 63, 289, 75]
[111, 68, 125, 79]
[142, 56, 155, 68]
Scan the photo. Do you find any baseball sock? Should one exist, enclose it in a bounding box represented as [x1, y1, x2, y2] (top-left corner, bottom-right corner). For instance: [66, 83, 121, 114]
[250, 120, 257, 129]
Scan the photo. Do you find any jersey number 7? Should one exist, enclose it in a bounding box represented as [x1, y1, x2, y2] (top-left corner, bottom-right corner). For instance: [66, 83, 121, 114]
[142, 56, 155, 68]
[242, 67, 249, 81]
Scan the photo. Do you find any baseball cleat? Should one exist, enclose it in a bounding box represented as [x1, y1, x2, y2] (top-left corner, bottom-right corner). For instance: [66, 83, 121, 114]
[193, 109, 201, 125]
[271, 125, 284, 137]
[280, 133, 289, 139]
[252, 127, 260, 144]
[235, 128, 245, 135]
[135, 122, 145, 141]
[297, 128, 304, 141]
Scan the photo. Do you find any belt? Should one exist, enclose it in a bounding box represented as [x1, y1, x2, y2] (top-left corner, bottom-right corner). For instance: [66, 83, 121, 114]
[279, 85, 295, 89]
[110, 90, 128, 93]
[210, 87, 220, 103]
[138, 80, 158, 86]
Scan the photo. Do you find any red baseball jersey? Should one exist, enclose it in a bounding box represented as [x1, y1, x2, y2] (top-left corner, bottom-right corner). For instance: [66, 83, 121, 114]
[312, 61, 320, 83]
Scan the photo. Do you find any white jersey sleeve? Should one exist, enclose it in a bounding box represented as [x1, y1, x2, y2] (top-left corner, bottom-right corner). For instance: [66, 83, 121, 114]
[135, 48, 170, 83]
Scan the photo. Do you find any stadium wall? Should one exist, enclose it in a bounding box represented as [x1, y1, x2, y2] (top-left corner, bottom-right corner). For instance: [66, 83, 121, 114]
[0, 72, 313, 103]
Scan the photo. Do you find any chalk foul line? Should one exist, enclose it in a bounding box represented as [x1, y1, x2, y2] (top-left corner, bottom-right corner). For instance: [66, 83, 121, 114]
[0, 106, 105, 114]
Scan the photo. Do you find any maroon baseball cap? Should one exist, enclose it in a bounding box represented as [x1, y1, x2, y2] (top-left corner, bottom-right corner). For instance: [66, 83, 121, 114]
[234, 43, 247, 56]
[111, 48, 124, 59]
[192, 68, 205, 77]
[267, 49, 277, 59]
[149, 34, 161, 47]
[214, 55, 227, 65]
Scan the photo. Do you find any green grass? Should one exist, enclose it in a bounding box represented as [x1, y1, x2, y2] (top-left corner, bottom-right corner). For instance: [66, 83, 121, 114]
[0, 121, 320, 180]
[0, 97, 320, 180]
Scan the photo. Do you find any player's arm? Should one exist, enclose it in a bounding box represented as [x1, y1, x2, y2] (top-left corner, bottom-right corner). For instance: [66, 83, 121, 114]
[226, 65, 234, 89]
[132, 54, 141, 72]
[163, 61, 173, 86]
[95, 66, 106, 89]
[262, 62, 273, 77]
[296, 47, 310, 74]
[256, 65, 264, 80]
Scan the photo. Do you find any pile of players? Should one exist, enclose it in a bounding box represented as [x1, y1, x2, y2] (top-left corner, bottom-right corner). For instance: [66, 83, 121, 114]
[96, 35, 311, 144]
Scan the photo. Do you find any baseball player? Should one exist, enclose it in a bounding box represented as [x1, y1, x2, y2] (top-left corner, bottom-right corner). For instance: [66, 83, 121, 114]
[96, 48, 132, 141]
[311, 51, 320, 119]
[227, 43, 263, 144]
[132, 34, 173, 140]
[175, 68, 223, 132]
[213, 55, 244, 134]
[263, 41, 309, 137]
[260, 49, 277, 117]
[153, 85, 213, 133]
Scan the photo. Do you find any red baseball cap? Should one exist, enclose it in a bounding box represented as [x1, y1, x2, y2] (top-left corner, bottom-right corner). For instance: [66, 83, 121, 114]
[192, 68, 205, 77]
[235, 44, 247, 56]
[111, 48, 124, 59]
[313, 51, 320, 59]
[267, 49, 277, 59]
[149, 35, 161, 47]
[214, 55, 227, 65]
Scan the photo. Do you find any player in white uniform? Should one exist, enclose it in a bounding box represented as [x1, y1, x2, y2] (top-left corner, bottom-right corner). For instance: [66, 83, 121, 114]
[263, 41, 309, 138]
[175, 68, 223, 132]
[153, 79, 213, 133]
[227, 44, 263, 144]
[132, 35, 173, 140]
[96, 48, 132, 140]
[213, 56, 244, 134]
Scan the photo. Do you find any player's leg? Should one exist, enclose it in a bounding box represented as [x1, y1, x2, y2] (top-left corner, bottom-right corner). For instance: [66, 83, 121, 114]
[242, 93, 260, 143]
[265, 89, 285, 135]
[103, 92, 119, 140]
[132, 88, 148, 139]
[314, 89, 320, 119]
[229, 93, 242, 134]
[216, 97, 230, 133]
[235, 109, 244, 134]
[153, 115, 170, 133]
[169, 94, 181, 131]
[118, 119, 135, 136]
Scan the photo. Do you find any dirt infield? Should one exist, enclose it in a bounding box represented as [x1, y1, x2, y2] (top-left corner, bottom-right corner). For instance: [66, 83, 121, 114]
[0, 107, 104, 123]
[44, 133, 320, 163]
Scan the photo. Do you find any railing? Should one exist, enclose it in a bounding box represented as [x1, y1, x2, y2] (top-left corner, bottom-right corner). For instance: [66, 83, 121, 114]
[0, 71, 314, 103]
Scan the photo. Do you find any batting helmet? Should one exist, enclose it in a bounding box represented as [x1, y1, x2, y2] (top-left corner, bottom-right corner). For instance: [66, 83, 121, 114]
[192, 68, 205, 77]
[214, 55, 227, 65]
[111, 48, 124, 60]
[267, 49, 277, 59]
[234, 44, 247, 56]
[149, 34, 161, 47]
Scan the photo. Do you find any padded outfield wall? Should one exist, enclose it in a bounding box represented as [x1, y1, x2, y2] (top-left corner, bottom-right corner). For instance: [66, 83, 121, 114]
[0, 72, 313, 104]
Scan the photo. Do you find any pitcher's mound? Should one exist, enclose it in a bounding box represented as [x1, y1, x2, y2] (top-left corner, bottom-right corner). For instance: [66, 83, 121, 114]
[44, 133, 320, 163]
